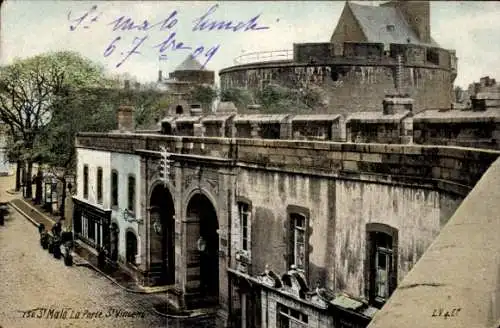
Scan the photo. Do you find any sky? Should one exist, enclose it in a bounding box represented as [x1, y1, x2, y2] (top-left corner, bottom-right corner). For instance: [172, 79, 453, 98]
[1, 1, 499, 88]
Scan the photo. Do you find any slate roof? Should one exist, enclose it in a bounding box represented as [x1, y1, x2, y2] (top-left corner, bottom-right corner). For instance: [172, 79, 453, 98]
[348, 2, 439, 47]
[413, 109, 500, 123]
[216, 101, 238, 113]
[174, 115, 202, 124]
[233, 114, 291, 124]
[291, 114, 342, 122]
[174, 55, 204, 71]
[346, 110, 411, 123]
[201, 114, 236, 123]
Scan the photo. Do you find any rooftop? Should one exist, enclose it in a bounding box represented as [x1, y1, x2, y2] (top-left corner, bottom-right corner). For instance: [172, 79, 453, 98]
[347, 2, 439, 47]
[174, 55, 205, 71]
[413, 109, 500, 123]
[346, 110, 411, 123]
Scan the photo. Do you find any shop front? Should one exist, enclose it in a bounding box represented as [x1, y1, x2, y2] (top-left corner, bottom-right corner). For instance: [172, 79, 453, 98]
[72, 198, 112, 253]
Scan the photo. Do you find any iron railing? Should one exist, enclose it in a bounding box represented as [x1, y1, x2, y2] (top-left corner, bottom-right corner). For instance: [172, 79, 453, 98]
[233, 49, 293, 65]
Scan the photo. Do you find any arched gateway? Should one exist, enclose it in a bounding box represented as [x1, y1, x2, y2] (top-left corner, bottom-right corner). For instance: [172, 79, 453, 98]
[186, 193, 219, 301]
[149, 184, 175, 285]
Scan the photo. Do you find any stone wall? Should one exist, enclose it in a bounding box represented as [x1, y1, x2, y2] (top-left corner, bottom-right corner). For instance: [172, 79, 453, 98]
[235, 167, 455, 299]
[220, 63, 453, 114]
[220, 41, 455, 114]
[76, 133, 500, 325]
[413, 121, 500, 150]
[77, 134, 500, 197]
[334, 181, 441, 297]
[366, 157, 500, 328]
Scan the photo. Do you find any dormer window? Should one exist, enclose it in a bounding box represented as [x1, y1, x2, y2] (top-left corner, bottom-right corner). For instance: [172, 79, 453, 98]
[386, 24, 395, 32]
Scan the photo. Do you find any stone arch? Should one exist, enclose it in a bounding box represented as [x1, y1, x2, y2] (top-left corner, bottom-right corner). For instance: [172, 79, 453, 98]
[149, 182, 176, 285]
[148, 180, 176, 204]
[185, 190, 220, 301]
[183, 187, 219, 220]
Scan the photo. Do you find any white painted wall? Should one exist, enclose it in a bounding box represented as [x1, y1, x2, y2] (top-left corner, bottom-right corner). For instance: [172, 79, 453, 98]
[76, 148, 142, 263]
[110, 152, 142, 264]
[76, 149, 111, 207]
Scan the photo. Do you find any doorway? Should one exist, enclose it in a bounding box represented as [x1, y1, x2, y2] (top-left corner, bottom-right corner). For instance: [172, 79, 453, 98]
[186, 193, 219, 299]
[149, 184, 175, 285]
[126, 231, 137, 265]
[110, 223, 119, 262]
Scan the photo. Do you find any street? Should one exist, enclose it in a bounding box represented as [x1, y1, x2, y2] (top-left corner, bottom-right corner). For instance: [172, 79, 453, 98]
[0, 171, 215, 328]
[0, 208, 174, 328]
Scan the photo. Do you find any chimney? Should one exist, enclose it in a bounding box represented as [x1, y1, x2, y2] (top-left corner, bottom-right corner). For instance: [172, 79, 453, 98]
[189, 104, 202, 116]
[124, 79, 130, 90]
[117, 105, 134, 132]
[383, 94, 414, 115]
[384, 1, 431, 44]
[158, 70, 163, 82]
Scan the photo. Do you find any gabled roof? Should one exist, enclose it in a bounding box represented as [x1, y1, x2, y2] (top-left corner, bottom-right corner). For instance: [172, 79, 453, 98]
[347, 2, 438, 47]
[174, 55, 204, 71]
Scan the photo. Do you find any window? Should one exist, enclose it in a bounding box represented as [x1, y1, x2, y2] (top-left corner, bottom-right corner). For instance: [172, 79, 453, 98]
[426, 49, 440, 65]
[127, 175, 136, 213]
[366, 223, 398, 307]
[291, 214, 306, 271]
[96, 167, 103, 204]
[238, 202, 251, 251]
[286, 206, 310, 274]
[83, 165, 89, 199]
[277, 303, 308, 328]
[111, 170, 118, 208]
[87, 217, 96, 242]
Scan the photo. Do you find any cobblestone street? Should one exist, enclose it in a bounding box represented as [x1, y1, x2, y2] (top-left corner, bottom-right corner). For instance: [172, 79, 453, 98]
[0, 209, 172, 328]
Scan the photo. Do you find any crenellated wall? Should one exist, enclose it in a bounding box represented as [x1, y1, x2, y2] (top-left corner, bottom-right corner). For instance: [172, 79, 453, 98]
[219, 42, 456, 114]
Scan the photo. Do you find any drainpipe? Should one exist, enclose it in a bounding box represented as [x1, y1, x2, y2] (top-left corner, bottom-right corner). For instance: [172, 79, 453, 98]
[396, 54, 403, 94]
[227, 185, 233, 328]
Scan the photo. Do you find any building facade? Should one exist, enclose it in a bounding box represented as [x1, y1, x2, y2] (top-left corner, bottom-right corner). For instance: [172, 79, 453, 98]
[73, 105, 498, 326]
[73, 146, 143, 276]
[158, 55, 216, 115]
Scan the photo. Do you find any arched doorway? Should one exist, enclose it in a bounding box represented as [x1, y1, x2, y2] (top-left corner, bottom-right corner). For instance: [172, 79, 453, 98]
[150, 184, 175, 285]
[176, 105, 183, 114]
[110, 223, 119, 262]
[186, 193, 219, 300]
[126, 231, 137, 265]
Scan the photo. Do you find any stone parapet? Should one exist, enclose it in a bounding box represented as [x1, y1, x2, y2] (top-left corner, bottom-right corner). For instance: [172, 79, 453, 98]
[76, 133, 500, 196]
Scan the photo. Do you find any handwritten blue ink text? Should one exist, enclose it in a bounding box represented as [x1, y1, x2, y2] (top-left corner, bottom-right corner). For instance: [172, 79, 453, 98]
[108, 11, 178, 32]
[67, 5, 101, 31]
[192, 4, 270, 32]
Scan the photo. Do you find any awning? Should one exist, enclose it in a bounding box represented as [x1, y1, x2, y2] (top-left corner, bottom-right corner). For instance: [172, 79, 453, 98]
[72, 197, 112, 220]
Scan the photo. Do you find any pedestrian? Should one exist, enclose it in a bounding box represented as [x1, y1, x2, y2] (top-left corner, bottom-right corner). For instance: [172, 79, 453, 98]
[52, 220, 62, 237]
[98, 246, 106, 268]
